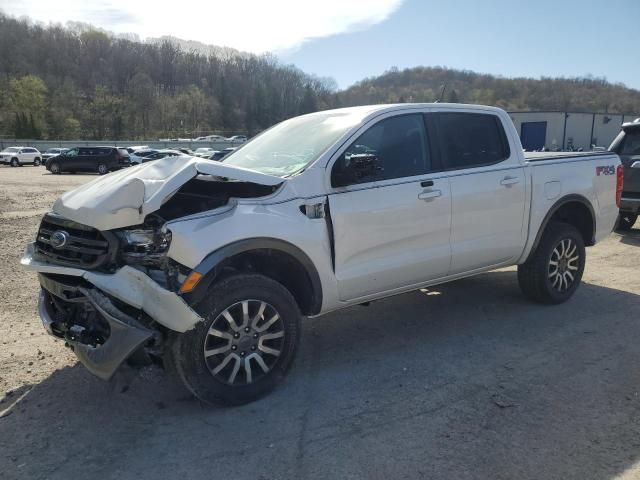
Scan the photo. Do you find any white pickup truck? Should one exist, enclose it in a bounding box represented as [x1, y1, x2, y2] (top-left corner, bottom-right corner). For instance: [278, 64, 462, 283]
[22, 104, 621, 405]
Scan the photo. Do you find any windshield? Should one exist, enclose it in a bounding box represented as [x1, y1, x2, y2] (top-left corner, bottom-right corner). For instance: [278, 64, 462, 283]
[223, 111, 364, 177]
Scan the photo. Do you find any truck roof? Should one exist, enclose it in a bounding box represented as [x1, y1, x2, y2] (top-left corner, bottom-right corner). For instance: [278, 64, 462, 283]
[308, 103, 506, 117]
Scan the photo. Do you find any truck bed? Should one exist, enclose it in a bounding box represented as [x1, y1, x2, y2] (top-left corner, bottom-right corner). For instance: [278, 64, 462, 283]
[524, 151, 612, 162]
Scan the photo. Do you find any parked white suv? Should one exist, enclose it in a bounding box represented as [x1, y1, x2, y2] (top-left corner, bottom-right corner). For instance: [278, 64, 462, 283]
[22, 104, 621, 405]
[0, 146, 42, 166]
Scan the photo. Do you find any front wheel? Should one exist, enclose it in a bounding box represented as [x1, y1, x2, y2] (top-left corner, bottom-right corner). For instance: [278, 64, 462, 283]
[49, 162, 60, 174]
[10, 158, 19, 167]
[518, 222, 586, 304]
[169, 273, 301, 405]
[616, 213, 637, 232]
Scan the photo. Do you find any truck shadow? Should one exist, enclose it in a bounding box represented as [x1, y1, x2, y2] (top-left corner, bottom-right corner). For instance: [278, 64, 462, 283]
[617, 228, 640, 246]
[3, 271, 640, 480]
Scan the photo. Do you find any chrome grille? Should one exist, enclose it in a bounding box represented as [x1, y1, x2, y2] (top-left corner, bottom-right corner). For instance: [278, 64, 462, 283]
[35, 214, 114, 269]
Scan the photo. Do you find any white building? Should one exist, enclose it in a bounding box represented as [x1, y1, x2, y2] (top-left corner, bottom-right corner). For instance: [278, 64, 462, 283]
[508, 111, 640, 151]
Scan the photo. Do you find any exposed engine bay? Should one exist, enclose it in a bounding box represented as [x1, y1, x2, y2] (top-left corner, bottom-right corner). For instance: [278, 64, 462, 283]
[156, 176, 278, 220]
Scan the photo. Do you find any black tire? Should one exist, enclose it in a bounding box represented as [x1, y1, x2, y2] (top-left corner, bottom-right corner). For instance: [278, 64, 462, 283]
[49, 162, 60, 174]
[97, 163, 108, 175]
[33, 157, 41, 166]
[169, 273, 301, 406]
[518, 222, 586, 304]
[616, 213, 637, 232]
[10, 158, 19, 167]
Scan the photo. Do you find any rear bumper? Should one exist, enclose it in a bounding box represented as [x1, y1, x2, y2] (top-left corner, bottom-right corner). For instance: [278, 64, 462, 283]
[620, 197, 640, 214]
[38, 277, 154, 380]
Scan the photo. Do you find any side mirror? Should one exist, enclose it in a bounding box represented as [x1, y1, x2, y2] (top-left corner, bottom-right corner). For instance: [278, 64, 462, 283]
[332, 153, 383, 187]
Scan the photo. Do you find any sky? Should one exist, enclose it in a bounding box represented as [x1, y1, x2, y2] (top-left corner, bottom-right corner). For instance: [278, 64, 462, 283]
[2, 0, 639, 90]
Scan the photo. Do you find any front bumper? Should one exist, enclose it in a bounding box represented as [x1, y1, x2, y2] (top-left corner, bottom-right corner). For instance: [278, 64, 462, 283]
[22, 242, 202, 333]
[620, 197, 640, 214]
[38, 279, 154, 380]
[23, 241, 203, 379]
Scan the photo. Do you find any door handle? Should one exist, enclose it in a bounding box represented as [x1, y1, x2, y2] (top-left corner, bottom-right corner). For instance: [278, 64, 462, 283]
[418, 190, 442, 201]
[500, 176, 520, 186]
[420, 180, 434, 187]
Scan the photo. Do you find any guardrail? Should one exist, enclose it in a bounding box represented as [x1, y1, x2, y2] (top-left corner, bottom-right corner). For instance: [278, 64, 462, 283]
[0, 139, 241, 151]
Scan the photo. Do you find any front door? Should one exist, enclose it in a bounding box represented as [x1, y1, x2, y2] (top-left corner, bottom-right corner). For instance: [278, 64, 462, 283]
[328, 113, 452, 301]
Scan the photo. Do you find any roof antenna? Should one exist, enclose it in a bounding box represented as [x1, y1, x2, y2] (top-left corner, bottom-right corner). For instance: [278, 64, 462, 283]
[435, 83, 447, 103]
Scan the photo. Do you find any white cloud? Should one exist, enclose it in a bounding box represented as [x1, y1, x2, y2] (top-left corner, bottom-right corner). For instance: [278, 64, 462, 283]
[1, 0, 404, 52]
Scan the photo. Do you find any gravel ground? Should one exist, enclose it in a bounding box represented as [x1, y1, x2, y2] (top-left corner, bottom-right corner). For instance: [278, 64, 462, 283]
[1, 165, 640, 480]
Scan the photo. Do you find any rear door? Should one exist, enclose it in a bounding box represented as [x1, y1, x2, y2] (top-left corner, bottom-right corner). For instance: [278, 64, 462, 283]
[328, 112, 452, 301]
[77, 148, 95, 170]
[19, 148, 35, 164]
[432, 111, 527, 274]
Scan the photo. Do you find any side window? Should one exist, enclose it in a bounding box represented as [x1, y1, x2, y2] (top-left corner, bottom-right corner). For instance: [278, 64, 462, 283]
[621, 131, 640, 155]
[66, 148, 79, 157]
[332, 114, 430, 187]
[437, 113, 510, 170]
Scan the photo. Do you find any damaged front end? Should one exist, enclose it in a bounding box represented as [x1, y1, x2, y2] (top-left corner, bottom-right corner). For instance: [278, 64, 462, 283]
[22, 156, 284, 380]
[38, 275, 157, 380]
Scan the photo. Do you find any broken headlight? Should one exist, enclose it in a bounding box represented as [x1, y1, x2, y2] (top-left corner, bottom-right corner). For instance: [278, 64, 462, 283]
[117, 228, 172, 265]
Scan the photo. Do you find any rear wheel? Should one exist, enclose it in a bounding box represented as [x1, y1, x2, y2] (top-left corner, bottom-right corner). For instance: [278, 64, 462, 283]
[518, 222, 585, 304]
[10, 158, 19, 167]
[49, 162, 60, 174]
[169, 273, 301, 405]
[97, 163, 108, 175]
[616, 213, 637, 232]
[33, 157, 41, 166]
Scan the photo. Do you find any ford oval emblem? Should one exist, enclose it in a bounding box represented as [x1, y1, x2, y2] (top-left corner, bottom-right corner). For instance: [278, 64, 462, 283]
[50, 230, 69, 249]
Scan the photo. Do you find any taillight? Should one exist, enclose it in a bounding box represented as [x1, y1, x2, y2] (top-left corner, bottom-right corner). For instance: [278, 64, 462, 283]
[616, 164, 624, 208]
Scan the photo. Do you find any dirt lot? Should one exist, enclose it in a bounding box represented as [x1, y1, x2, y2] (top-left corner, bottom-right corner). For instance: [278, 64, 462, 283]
[1, 165, 640, 480]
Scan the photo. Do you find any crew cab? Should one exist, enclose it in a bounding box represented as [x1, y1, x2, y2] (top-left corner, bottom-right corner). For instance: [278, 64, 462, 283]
[21, 104, 621, 405]
[0, 146, 42, 166]
[609, 118, 640, 230]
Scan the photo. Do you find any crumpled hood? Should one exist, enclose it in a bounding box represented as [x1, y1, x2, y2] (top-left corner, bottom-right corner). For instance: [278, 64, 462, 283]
[52, 156, 283, 230]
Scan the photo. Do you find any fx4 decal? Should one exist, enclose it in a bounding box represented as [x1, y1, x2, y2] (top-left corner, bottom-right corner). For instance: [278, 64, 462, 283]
[596, 165, 616, 176]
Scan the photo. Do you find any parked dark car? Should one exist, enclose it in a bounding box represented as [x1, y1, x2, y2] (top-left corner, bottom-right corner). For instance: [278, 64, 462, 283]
[609, 119, 640, 230]
[45, 147, 130, 175]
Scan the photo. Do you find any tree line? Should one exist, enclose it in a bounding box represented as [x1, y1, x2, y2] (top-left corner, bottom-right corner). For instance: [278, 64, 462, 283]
[337, 66, 640, 115]
[0, 13, 336, 140]
[1, 12, 639, 141]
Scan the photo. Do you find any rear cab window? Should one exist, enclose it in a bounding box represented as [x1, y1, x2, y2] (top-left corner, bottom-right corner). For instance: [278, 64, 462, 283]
[435, 112, 510, 170]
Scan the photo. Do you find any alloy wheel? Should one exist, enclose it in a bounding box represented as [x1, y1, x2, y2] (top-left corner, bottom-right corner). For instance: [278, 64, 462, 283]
[548, 238, 580, 292]
[203, 300, 285, 385]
